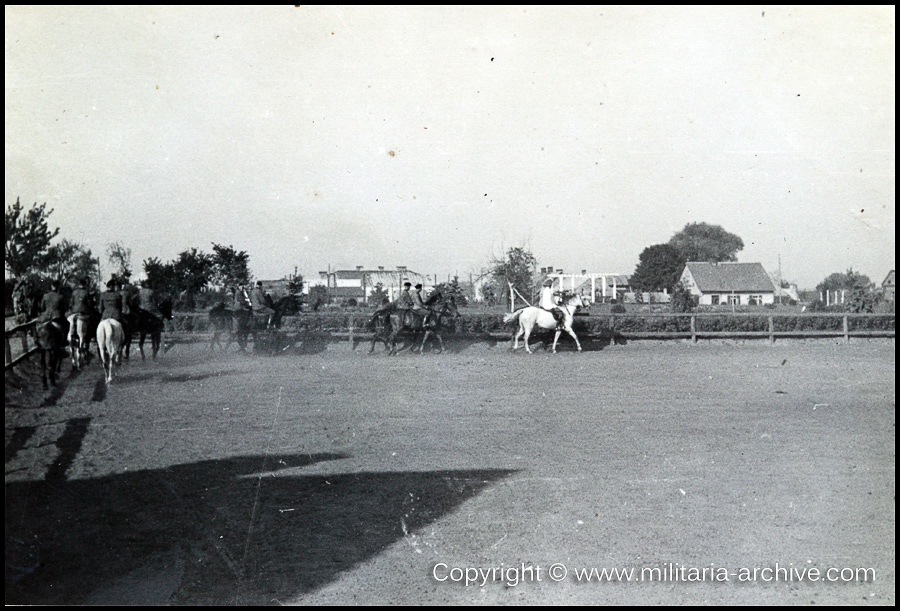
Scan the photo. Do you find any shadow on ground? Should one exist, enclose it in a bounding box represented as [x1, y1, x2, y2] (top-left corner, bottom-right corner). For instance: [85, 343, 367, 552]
[6, 450, 516, 605]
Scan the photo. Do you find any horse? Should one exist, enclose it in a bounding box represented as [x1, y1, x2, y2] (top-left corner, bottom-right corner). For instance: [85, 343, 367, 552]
[34, 319, 68, 389]
[66, 309, 100, 370]
[128, 297, 174, 360]
[96, 318, 125, 385]
[503, 293, 586, 353]
[228, 295, 298, 353]
[371, 290, 459, 355]
[208, 301, 235, 351]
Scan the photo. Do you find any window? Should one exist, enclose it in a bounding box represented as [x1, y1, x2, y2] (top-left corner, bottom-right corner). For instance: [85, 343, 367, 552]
[748, 294, 762, 306]
[727, 294, 740, 305]
[710, 295, 720, 305]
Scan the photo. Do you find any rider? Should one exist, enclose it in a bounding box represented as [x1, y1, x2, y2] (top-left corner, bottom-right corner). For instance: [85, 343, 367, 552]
[249, 280, 276, 330]
[39, 279, 70, 342]
[138, 279, 164, 321]
[99, 277, 124, 323]
[411, 283, 431, 327]
[540, 278, 565, 330]
[67, 276, 96, 345]
[232, 283, 251, 332]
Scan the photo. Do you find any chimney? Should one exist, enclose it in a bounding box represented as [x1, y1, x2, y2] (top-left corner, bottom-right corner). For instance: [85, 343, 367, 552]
[356, 265, 363, 271]
[581, 270, 587, 275]
[397, 266, 407, 271]
[378, 266, 384, 271]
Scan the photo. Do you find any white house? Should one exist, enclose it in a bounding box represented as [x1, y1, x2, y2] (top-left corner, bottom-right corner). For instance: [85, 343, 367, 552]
[680, 262, 777, 306]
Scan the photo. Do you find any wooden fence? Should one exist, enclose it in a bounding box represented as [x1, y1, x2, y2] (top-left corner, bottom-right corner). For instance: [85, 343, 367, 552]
[5, 319, 39, 371]
[159, 311, 895, 345]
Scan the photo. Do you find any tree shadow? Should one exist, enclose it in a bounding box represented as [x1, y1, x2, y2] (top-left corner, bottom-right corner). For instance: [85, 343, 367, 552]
[6, 450, 516, 605]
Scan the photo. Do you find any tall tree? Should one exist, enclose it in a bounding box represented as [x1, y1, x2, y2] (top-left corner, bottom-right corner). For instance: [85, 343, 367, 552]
[668, 222, 744, 263]
[46, 239, 101, 288]
[106, 241, 133, 282]
[142, 257, 176, 293]
[210, 243, 252, 288]
[490, 246, 537, 306]
[5, 198, 60, 277]
[630, 243, 686, 293]
[172, 248, 214, 295]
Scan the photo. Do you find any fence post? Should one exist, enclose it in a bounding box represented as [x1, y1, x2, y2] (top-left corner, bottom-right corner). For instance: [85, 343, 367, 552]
[609, 314, 615, 346]
[690, 314, 696, 344]
[768, 315, 774, 344]
[5, 335, 12, 367]
[843, 315, 849, 344]
[349, 317, 354, 348]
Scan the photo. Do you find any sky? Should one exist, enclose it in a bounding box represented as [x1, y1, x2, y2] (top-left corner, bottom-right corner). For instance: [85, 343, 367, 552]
[5, 6, 895, 289]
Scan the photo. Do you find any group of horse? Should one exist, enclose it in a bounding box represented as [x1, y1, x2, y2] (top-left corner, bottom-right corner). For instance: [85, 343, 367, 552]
[206, 290, 461, 356]
[16, 295, 173, 388]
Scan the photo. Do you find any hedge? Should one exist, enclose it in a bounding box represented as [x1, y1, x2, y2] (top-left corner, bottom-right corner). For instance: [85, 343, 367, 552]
[164, 311, 895, 337]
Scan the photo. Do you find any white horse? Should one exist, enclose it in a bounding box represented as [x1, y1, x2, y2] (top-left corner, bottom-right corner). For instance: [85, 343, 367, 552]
[96, 318, 125, 385]
[503, 294, 585, 353]
[67, 312, 96, 370]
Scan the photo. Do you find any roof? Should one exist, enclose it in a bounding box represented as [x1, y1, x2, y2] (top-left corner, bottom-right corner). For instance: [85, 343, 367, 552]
[883, 270, 895, 287]
[326, 269, 426, 286]
[683, 262, 776, 293]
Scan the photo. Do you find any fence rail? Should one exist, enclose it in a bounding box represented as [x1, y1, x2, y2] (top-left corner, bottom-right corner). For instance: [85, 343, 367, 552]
[5, 319, 39, 371]
[163, 311, 894, 346]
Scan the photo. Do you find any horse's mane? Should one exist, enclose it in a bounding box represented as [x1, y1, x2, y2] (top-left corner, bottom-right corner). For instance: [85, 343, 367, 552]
[424, 290, 442, 306]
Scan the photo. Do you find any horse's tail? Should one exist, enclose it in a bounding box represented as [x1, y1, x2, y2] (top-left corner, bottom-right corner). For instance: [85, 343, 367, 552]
[502, 308, 526, 325]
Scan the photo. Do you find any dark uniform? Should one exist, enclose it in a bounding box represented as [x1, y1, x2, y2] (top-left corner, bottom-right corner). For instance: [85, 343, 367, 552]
[250, 283, 275, 328]
[139, 286, 163, 320]
[39, 290, 68, 324]
[99, 289, 124, 322]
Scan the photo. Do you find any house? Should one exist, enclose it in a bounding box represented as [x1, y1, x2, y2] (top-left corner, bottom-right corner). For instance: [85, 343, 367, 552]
[883, 270, 895, 302]
[680, 262, 776, 306]
[318, 266, 427, 304]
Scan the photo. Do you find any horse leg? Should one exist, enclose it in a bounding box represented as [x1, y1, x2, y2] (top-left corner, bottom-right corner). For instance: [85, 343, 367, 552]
[513, 324, 525, 350]
[523, 323, 534, 354]
[419, 330, 431, 354]
[138, 331, 147, 360]
[40, 349, 49, 389]
[566, 326, 582, 351]
[552, 329, 562, 353]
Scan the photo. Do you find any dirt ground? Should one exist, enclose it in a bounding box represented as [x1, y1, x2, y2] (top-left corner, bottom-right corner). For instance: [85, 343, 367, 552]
[5, 336, 895, 605]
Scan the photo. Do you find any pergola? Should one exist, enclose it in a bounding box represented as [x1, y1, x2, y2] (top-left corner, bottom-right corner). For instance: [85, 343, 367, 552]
[547, 272, 622, 304]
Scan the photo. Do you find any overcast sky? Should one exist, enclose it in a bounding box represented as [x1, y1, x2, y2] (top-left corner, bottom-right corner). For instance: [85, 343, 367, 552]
[5, 6, 895, 288]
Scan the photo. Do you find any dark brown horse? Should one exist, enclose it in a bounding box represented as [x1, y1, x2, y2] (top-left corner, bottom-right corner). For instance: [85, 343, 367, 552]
[127, 297, 174, 360]
[18, 290, 67, 388]
[370, 291, 459, 355]
[214, 295, 299, 353]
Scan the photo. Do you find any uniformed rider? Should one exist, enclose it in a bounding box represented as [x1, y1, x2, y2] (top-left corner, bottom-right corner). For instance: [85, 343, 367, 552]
[250, 280, 276, 329]
[99, 278, 124, 322]
[540, 279, 565, 330]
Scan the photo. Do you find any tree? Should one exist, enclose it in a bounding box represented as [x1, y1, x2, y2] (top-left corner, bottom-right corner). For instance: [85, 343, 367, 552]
[46, 239, 101, 289]
[670, 281, 696, 313]
[668, 222, 744, 263]
[106, 241, 133, 282]
[630, 243, 686, 293]
[142, 257, 176, 293]
[490, 246, 537, 306]
[369, 282, 389, 304]
[432, 276, 469, 307]
[5, 198, 60, 277]
[172, 248, 214, 295]
[816, 269, 878, 312]
[285, 269, 304, 296]
[211, 243, 252, 289]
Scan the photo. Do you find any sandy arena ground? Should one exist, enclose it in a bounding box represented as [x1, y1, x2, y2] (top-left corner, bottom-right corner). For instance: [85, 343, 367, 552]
[5, 337, 895, 605]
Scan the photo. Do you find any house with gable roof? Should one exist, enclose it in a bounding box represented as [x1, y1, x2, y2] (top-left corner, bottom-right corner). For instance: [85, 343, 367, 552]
[680, 262, 777, 306]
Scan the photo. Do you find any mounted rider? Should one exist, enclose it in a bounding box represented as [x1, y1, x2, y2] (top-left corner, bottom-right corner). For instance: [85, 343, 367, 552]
[39, 279, 70, 341]
[99, 277, 124, 322]
[67, 276, 97, 344]
[250, 280, 276, 330]
[540, 278, 565, 330]
[411, 283, 432, 327]
[138, 279, 164, 321]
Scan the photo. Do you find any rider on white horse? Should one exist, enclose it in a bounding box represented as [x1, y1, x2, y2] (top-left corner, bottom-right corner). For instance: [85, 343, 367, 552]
[540, 279, 565, 330]
[67, 276, 95, 344]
